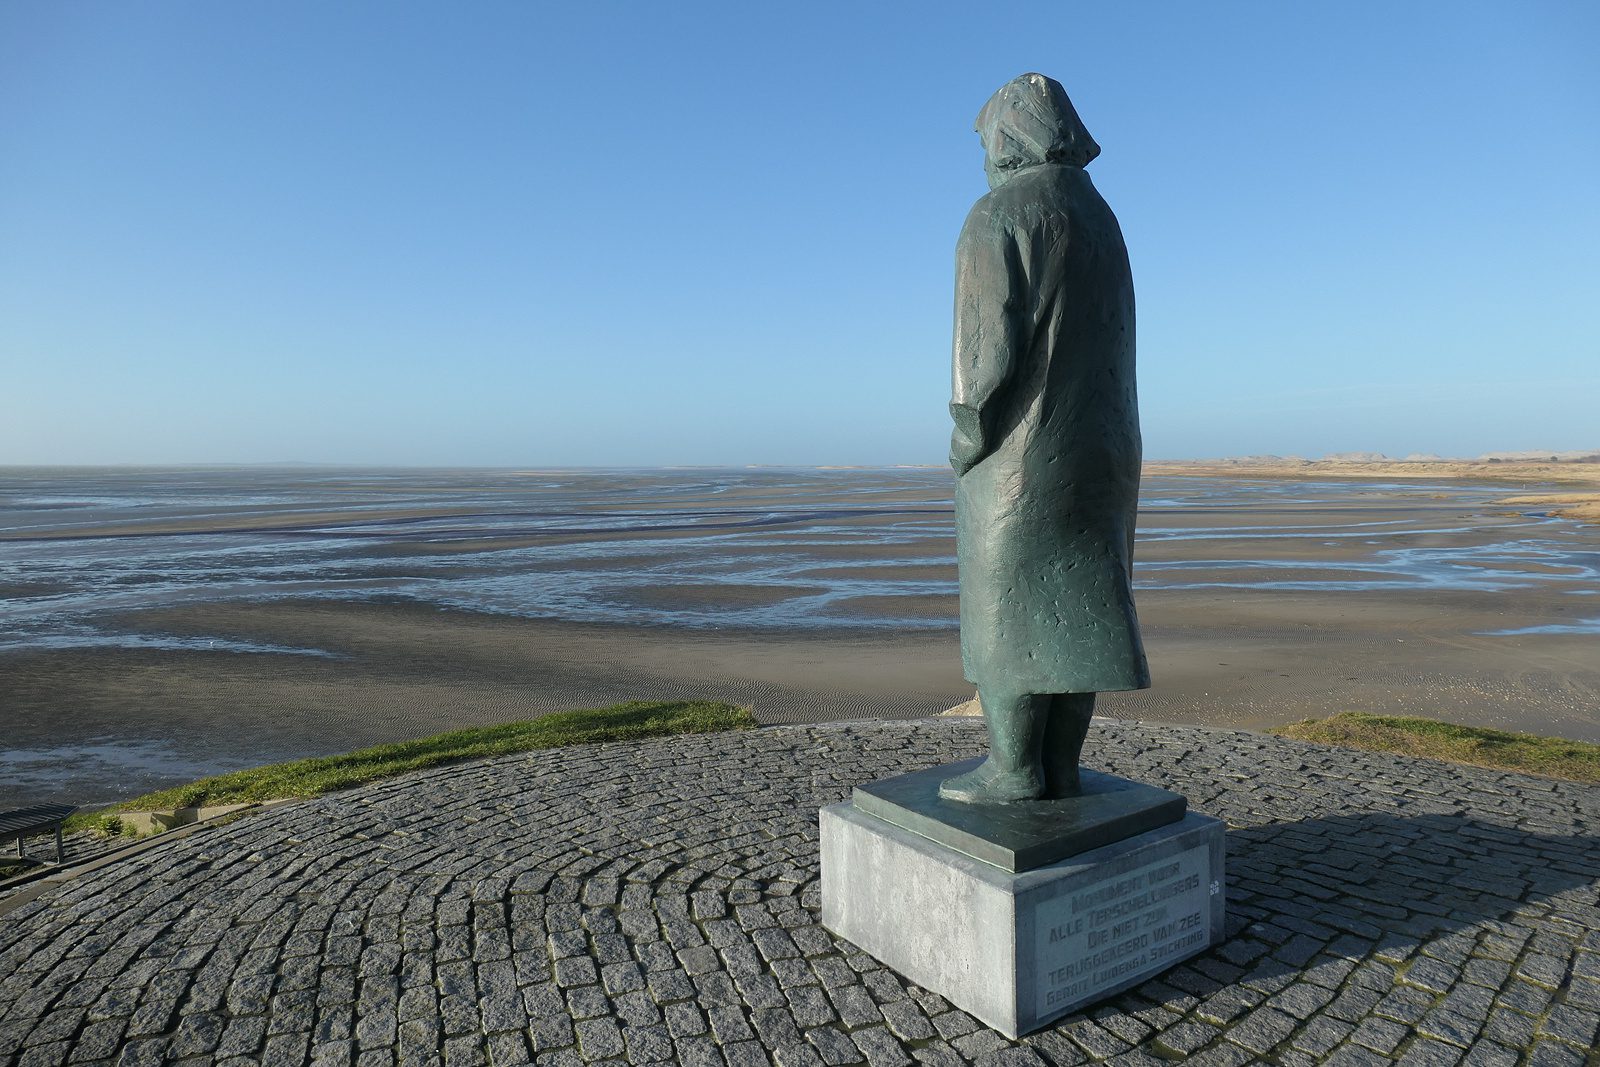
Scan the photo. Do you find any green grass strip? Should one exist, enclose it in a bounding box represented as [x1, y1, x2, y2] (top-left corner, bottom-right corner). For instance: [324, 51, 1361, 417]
[64, 700, 753, 834]
[1272, 711, 1600, 784]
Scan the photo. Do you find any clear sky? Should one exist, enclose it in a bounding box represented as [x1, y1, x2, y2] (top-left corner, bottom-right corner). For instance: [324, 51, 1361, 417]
[2, 2, 1596, 466]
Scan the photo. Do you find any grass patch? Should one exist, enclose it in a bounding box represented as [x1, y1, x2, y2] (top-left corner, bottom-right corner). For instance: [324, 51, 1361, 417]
[1272, 712, 1600, 784]
[64, 700, 753, 834]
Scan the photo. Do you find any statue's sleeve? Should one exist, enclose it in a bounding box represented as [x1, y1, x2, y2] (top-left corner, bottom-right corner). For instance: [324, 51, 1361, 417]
[950, 206, 1023, 476]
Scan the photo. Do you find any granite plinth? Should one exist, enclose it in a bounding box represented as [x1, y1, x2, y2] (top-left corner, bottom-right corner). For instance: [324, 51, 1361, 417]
[821, 802, 1226, 1037]
[853, 757, 1186, 872]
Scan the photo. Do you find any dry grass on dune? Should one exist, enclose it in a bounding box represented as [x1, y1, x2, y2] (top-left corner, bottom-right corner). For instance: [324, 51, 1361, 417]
[1274, 712, 1600, 783]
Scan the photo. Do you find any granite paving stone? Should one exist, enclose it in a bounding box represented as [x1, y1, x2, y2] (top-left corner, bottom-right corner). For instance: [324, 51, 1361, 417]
[1, 719, 1596, 1065]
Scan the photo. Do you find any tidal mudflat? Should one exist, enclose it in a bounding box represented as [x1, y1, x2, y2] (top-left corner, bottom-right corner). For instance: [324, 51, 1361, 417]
[2, 465, 1597, 806]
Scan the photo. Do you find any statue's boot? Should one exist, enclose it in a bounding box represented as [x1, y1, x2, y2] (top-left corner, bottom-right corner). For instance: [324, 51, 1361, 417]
[939, 690, 1047, 803]
[938, 756, 1043, 803]
[1043, 692, 1096, 798]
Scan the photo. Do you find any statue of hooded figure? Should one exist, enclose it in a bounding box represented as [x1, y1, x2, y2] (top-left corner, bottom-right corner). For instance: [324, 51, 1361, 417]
[941, 73, 1151, 805]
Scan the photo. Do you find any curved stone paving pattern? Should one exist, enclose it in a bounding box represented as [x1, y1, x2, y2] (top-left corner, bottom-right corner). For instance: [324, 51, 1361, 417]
[1, 720, 1597, 1067]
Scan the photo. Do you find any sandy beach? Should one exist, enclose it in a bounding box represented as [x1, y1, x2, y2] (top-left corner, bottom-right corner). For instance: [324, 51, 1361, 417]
[5, 583, 1596, 808]
[3, 464, 1597, 807]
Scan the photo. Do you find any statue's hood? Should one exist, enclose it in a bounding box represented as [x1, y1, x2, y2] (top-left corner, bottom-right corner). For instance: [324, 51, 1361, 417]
[976, 73, 1099, 188]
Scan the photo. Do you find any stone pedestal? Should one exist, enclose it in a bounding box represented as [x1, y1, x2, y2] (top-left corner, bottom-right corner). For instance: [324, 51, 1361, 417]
[820, 761, 1226, 1038]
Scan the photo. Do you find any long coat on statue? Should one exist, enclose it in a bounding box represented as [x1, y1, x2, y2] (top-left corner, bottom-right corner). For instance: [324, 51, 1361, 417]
[951, 73, 1150, 696]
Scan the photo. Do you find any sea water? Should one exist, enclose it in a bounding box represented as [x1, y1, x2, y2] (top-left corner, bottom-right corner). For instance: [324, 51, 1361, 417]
[2, 466, 1598, 653]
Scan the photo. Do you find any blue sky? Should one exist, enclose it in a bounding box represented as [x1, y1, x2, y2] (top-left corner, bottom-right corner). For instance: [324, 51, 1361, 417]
[2, 2, 1596, 466]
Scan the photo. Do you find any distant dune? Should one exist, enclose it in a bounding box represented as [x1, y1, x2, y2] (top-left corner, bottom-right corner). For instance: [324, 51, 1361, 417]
[1145, 452, 1600, 524]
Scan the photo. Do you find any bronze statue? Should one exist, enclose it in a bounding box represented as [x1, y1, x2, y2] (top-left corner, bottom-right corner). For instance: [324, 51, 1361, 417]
[941, 73, 1150, 804]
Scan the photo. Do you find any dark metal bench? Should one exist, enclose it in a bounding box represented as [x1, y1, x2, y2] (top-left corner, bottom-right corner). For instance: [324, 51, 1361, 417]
[1, 805, 77, 865]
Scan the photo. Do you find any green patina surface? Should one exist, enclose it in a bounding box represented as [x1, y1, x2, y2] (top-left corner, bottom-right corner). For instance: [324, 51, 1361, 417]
[943, 73, 1148, 804]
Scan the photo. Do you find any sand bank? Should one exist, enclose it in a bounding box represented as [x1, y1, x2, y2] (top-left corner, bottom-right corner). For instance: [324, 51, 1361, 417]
[1148, 458, 1600, 525]
[1496, 493, 1600, 524]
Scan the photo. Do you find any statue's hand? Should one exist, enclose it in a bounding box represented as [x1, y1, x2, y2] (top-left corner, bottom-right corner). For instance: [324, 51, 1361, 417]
[950, 428, 982, 476]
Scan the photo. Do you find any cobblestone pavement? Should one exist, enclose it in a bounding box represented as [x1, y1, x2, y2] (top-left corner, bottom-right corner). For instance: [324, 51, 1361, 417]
[1, 719, 1597, 1067]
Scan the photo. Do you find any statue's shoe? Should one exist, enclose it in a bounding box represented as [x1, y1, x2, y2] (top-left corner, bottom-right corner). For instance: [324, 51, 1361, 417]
[938, 759, 1044, 803]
